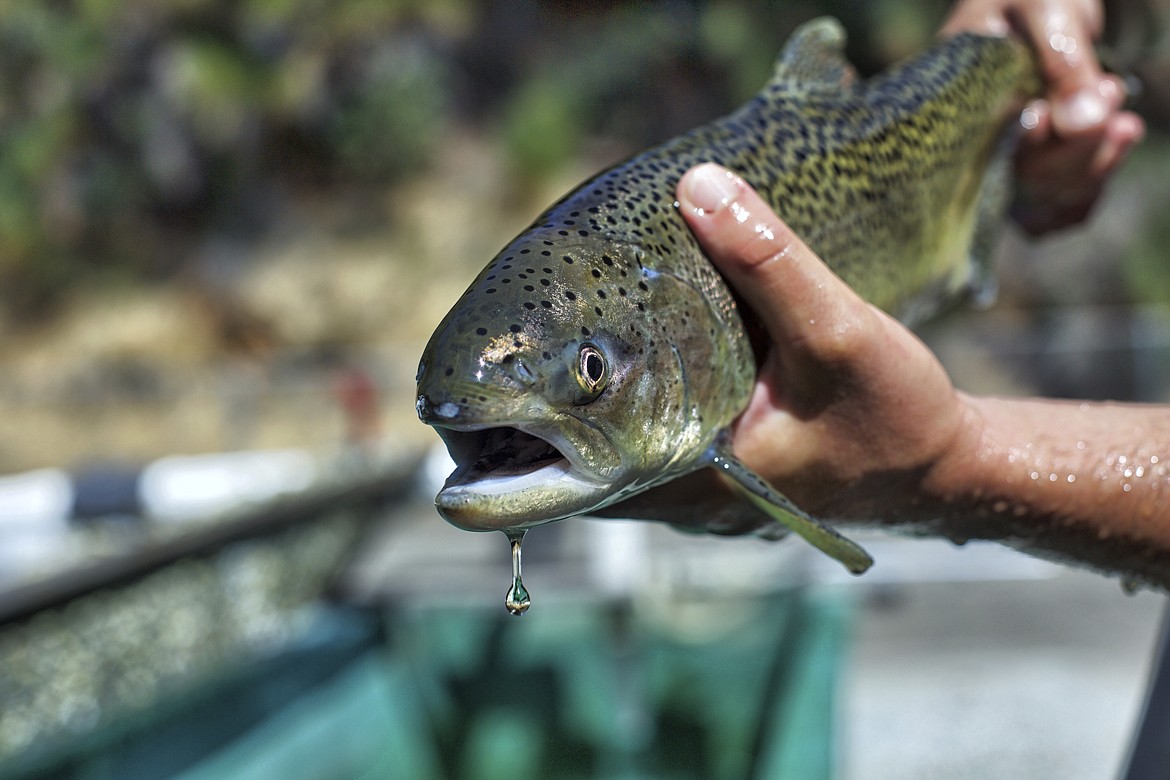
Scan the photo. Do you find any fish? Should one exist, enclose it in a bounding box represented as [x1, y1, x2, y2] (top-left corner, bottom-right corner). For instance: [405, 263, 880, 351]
[414, 17, 1036, 575]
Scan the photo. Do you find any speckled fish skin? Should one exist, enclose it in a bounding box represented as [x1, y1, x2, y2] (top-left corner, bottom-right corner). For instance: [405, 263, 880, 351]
[416, 19, 1034, 560]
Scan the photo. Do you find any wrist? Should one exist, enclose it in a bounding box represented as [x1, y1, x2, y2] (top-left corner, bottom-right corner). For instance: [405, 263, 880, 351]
[863, 390, 992, 530]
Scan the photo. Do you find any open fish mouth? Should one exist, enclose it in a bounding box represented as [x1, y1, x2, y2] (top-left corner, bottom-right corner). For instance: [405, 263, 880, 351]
[443, 427, 566, 489]
[435, 423, 608, 499]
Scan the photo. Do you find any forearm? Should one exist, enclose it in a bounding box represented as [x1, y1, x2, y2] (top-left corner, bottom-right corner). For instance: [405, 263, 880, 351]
[902, 394, 1170, 586]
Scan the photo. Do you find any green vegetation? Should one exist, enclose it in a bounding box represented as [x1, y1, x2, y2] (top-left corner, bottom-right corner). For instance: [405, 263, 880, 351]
[0, 0, 462, 316]
[0, 0, 1164, 322]
[0, 0, 967, 319]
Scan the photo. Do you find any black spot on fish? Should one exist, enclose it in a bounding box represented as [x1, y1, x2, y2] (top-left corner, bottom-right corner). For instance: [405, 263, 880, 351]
[565, 291, 577, 301]
[509, 324, 522, 333]
[476, 327, 487, 335]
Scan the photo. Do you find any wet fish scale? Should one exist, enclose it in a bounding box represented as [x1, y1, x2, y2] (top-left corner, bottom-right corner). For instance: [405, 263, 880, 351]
[416, 18, 1036, 573]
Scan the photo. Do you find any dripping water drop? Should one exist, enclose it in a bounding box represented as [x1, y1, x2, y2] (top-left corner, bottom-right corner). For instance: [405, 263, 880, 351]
[504, 530, 531, 616]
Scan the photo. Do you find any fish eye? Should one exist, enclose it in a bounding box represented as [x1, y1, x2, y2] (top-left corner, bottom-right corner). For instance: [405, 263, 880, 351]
[576, 344, 608, 396]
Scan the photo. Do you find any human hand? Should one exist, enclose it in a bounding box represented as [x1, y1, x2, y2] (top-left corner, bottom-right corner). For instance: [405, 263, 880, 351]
[598, 165, 975, 531]
[941, 0, 1144, 234]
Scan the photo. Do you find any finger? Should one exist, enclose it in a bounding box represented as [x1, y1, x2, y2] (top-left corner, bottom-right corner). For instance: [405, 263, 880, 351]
[1099, 111, 1146, 174]
[1016, 126, 1106, 181]
[1018, 1, 1119, 135]
[676, 163, 868, 348]
[1016, 108, 1143, 189]
[1012, 110, 1142, 234]
[939, 0, 1014, 38]
[1082, 110, 1143, 182]
[1014, 0, 1100, 89]
[1021, 97, 1052, 134]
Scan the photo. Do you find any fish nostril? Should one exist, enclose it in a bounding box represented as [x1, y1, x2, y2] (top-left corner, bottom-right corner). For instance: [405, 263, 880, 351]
[417, 394, 461, 421]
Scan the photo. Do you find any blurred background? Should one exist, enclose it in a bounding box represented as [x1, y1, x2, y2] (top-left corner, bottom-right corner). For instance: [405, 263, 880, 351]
[3, 0, 1170, 778]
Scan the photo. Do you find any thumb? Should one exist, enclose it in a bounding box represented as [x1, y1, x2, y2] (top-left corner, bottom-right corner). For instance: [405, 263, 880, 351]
[676, 163, 869, 351]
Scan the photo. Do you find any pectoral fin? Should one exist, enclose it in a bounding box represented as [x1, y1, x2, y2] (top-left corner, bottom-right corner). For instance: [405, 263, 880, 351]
[705, 441, 873, 575]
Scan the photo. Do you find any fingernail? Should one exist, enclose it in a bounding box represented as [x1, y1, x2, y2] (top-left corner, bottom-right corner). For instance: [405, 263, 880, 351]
[1054, 87, 1108, 132]
[685, 164, 739, 215]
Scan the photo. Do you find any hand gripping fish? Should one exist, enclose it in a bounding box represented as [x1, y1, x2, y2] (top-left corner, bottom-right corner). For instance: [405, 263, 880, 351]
[415, 18, 1036, 575]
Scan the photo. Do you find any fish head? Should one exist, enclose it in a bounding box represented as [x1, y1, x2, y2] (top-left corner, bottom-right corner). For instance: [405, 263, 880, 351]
[417, 231, 702, 531]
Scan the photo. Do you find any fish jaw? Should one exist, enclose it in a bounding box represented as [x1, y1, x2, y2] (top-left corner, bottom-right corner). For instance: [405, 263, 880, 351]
[427, 416, 626, 531]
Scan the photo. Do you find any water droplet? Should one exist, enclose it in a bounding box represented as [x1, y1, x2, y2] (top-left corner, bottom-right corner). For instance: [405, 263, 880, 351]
[504, 530, 531, 616]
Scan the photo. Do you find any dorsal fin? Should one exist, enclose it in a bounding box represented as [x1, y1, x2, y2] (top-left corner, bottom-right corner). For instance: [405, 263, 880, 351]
[769, 16, 857, 94]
